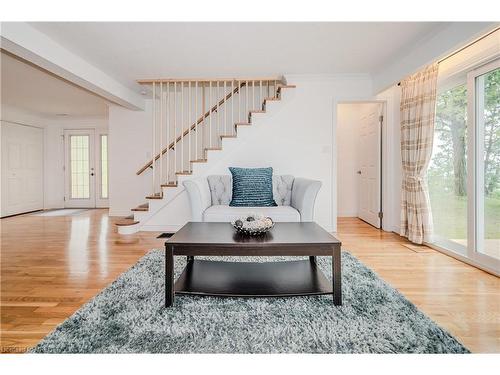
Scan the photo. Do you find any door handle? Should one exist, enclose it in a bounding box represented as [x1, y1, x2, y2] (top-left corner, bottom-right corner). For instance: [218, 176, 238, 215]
[90, 173, 95, 176]
[357, 170, 362, 175]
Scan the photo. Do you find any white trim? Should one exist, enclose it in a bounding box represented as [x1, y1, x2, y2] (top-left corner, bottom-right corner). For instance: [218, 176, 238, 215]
[466, 58, 500, 271]
[63, 129, 96, 208]
[96, 133, 109, 208]
[373, 23, 497, 93]
[425, 241, 499, 277]
[335, 98, 392, 232]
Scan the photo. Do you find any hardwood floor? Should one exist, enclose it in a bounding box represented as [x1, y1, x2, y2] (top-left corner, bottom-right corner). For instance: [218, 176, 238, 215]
[336, 218, 499, 353]
[0, 209, 164, 353]
[1, 210, 498, 353]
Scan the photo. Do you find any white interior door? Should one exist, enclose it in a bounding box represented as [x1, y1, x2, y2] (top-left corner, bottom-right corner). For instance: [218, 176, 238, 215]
[357, 107, 382, 228]
[0, 121, 44, 217]
[64, 129, 96, 208]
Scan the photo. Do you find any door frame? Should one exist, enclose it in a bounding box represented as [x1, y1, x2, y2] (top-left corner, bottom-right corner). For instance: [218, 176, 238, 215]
[466, 58, 500, 272]
[63, 129, 96, 208]
[336, 100, 386, 230]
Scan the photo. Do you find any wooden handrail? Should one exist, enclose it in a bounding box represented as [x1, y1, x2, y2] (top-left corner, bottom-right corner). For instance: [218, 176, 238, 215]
[137, 77, 283, 84]
[136, 81, 249, 175]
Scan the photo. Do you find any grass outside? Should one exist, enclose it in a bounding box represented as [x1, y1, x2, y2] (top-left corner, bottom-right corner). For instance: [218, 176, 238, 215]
[429, 190, 500, 240]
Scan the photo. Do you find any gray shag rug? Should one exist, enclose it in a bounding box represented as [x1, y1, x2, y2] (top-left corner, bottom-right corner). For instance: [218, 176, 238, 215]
[30, 250, 469, 353]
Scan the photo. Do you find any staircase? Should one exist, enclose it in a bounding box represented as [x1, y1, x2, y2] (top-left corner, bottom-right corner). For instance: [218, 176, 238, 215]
[116, 78, 296, 234]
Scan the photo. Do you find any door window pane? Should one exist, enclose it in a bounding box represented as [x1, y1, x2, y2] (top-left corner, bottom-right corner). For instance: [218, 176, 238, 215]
[428, 84, 468, 250]
[101, 135, 109, 199]
[476, 67, 500, 259]
[70, 135, 90, 199]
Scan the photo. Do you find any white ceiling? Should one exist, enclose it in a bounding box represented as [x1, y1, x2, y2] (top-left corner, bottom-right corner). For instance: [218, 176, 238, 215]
[29, 22, 449, 92]
[1, 51, 109, 117]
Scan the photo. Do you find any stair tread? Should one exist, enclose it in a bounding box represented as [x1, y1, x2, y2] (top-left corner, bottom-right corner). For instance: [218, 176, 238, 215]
[264, 97, 280, 101]
[205, 147, 222, 151]
[175, 171, 192, 175]
[250, 109, 265, 113]
[235, 122, 251, 126]
[116, 219, 139, 226]
[161, 183, 178, 187]
[146, 194, 163, 199]
[277, 84, 296, 89]
[220, 135, 237, 138]
[131, 204, 149, 211]
[191, 159, 207, 163]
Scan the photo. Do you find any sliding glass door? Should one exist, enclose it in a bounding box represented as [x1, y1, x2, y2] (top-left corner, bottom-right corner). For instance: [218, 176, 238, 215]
[429, 57, 499, 273]
[467, 59, 500, 270]
[428, 82, 468, 254]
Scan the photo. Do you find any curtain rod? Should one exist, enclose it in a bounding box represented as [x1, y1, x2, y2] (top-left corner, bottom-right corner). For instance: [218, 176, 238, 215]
[397, 26, 499, 86]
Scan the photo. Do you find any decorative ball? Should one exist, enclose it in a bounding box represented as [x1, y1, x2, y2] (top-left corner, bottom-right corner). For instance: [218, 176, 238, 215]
[235, 219, 243, 227]
[246, 216, 255, 222]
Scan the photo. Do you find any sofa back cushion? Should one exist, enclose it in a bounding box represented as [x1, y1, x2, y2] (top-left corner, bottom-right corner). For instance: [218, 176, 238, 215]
[207, 173, 294, 206]
[273, 175, 294, 206]
[207, 175, 232, 205]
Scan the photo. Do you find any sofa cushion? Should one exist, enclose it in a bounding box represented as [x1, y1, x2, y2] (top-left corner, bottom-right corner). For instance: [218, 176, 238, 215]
[207, 174, 294, 206]
[273, 175, 294, 206]
[207, 175, 232, 205]
[229, 167, 277, 207]
[203, 205, 300, 222]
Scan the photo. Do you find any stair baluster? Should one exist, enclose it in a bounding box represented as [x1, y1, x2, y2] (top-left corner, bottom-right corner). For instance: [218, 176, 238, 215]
[166, 82, 170, 184]
[151, 82, 156, 195]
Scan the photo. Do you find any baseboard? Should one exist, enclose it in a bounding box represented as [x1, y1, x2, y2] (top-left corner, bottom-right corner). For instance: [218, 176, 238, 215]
[337, 213, 358, 217]
[140, 224, 184, 232]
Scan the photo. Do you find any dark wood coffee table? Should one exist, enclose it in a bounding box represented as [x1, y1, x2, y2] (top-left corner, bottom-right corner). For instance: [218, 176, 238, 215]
[164, 222, 342, 307]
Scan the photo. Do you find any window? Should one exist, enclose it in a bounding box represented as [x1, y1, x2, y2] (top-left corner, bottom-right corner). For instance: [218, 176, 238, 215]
[428, 84, 468, 252]
[474, 66, 500, 260]
[100, 135, 109, 199]
[70, 135, 90, 199]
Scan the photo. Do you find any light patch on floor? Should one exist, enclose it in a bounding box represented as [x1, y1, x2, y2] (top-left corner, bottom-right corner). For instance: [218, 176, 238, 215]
[31, 209, 90, 217]
[401, 243, 435, 253]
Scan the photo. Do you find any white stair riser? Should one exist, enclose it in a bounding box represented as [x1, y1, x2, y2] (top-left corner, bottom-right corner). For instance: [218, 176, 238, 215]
[117, 223, 141, 235]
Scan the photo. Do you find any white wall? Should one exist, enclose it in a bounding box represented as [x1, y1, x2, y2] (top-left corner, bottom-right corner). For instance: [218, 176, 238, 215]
[108, 74, 373, 232]
[336, 102, 381, 217]
[108, 102, 153, 216]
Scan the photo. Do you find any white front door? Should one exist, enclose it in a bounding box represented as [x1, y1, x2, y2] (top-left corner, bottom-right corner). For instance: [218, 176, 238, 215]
[64, 129, 96, 208]
[357, 107, 382, 228]
[0, 121, 44, 217]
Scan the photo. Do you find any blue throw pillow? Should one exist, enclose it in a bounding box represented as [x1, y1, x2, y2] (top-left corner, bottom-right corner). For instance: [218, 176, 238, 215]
[229, 167, 277, 207]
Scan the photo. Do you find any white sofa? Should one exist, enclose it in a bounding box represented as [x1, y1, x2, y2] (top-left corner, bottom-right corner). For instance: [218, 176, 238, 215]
[183, 175, 322, 222]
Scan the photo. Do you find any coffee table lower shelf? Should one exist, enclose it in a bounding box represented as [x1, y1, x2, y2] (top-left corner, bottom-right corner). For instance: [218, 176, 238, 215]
[174, 259, 333, 297]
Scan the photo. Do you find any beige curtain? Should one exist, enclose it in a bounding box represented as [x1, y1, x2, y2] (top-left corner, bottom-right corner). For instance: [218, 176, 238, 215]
[400, 63, 439, 244]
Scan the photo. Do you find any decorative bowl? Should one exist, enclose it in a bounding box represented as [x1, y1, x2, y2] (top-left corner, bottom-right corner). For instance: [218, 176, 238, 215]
[231, 213, 274, 236]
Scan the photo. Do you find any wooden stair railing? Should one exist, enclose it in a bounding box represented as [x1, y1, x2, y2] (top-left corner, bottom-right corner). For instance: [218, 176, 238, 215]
[136, 81, 247, 175]
[136, 77, 288, 198]
[136, 79, 287, 177]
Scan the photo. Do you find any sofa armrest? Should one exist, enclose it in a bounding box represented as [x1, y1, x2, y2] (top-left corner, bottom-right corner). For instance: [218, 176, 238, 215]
[183, 179, 212, 221]
[291, 178, 322, 222]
